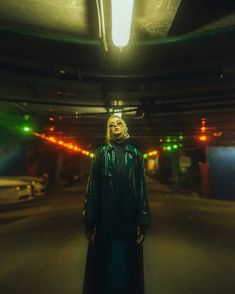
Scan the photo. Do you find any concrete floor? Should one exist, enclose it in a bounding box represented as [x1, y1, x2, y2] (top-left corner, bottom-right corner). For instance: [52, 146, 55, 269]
[0, 180, 235, 294]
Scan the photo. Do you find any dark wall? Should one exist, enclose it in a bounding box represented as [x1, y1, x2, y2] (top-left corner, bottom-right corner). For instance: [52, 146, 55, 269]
[0, 142, 27, 176]
[208, 146, 235, 200]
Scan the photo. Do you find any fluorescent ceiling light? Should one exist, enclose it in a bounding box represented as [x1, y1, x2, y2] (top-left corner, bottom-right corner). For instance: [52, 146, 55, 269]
[111, 0, 134, 48]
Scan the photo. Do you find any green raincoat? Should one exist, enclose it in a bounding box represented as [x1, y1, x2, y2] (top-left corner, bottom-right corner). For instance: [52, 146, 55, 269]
[82, 142, 150, 294]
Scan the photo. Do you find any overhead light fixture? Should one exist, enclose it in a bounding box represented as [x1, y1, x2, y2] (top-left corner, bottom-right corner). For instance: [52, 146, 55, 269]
[113, 109, 123, 117]
[111, 0, 134, 48]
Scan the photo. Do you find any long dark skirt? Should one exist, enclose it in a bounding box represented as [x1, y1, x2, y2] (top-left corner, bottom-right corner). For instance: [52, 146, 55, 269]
[82, 231, 145, 294]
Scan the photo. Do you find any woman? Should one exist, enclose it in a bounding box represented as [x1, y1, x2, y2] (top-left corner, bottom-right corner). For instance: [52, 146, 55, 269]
[82, 115, 150, 294]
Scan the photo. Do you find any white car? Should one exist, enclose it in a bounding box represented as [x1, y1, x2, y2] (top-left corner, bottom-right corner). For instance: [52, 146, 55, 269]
[0, 178, 33, 205]
[16, 176, 46, 198]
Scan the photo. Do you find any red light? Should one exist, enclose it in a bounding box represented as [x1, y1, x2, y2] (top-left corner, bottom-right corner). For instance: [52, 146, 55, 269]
[49, 117, 55, 121]
[201, 118, 206, 124]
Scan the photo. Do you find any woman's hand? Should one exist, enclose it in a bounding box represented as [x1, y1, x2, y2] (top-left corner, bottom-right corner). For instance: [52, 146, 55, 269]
[86, 232, 96, 244]
[136, 226, 145, 244]
[85, 226, 96, 244]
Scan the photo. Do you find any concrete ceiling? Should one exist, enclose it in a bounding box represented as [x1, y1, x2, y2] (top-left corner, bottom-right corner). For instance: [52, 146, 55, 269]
[0, 0, 235, 150]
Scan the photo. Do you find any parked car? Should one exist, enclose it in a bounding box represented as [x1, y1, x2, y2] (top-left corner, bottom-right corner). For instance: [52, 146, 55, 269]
[15, 176, 46, 198]
[0, 178, 33, 205]
[0, 176, 46, 199]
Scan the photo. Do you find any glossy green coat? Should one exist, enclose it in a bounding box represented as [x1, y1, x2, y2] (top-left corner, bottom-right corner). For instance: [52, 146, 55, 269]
[83, 143, 150, 232]
[82, 143, 150, 294]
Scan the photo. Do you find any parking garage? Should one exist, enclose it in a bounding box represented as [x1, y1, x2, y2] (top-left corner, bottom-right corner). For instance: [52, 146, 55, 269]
[1, 1, 235, 294]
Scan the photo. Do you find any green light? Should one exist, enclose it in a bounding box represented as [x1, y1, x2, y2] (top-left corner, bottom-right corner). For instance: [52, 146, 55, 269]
[166, 146, 172, 151]
[22, 126, 32, 133]
[166, 137, 171, 142]
[23, 115, 30, 121]
[179, 135, 184, 140]
[143, 153, 148, 159]
[173, 144, 178, 149]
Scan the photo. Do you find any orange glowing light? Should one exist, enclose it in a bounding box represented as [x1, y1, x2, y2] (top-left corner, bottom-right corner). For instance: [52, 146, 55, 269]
[213, 131, 222, 137]
[148, 150, 159, 157]
[49, 137, 56, 142]
[199, 135, 207, 141]
[200, 126, 206, 132]
[33, 132, 92, 157]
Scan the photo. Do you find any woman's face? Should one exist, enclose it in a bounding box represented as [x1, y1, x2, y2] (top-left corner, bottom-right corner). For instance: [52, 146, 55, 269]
[109, 117, 124, 136]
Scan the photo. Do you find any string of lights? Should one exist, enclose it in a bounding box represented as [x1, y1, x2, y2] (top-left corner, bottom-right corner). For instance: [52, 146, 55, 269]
[33, 132, 95, 158]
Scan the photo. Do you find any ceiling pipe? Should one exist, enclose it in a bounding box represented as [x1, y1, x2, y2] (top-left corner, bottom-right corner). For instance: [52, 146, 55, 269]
[0, 97, 111, 107]
[98, 0, 109, 52]
[135, 25, 235, 46]
[0, 25, 234, 47]
[96, 0, 102, 38]
[148, 105, 235, 116]
[11, 102, 33, 114]
[0, 26, 100, 46]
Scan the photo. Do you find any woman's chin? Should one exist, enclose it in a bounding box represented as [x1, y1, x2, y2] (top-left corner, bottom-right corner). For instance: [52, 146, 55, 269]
[113, 132, 122, 136]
